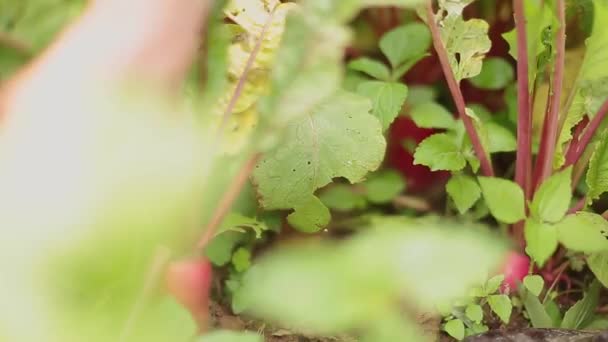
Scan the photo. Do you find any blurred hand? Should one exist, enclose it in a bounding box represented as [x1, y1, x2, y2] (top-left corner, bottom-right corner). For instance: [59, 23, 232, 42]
[0, 1, 214, 341]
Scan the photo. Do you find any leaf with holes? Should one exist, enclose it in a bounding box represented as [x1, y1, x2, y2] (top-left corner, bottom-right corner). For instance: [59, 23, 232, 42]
[287, 195, 331, 233]
[434, 0, 491, 82]
[253, 91, 385, 213]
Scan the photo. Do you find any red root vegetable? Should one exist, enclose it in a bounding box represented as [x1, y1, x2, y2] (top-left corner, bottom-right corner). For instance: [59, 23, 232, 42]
[499, 251, 530, 293]
[166, 258, 213, 331]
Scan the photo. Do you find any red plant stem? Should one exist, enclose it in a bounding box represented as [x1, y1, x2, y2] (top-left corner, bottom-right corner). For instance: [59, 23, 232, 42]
[425, 1, 494, 177]
[513, 0, 533, 199]
[196, 154, 261, 250]
[533, 0, 566, 191]
[564, 98, 608, 167]
[568, 197, 586, 214]
[563, 116, 589, 165]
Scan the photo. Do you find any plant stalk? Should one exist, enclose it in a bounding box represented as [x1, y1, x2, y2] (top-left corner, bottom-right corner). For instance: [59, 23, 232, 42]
[564, 98, 608, 167]
[425, 1, 494, 177]
[513, 0, 533, 199]
[196, 153, 261, 250]
[533, 0, 566, 190]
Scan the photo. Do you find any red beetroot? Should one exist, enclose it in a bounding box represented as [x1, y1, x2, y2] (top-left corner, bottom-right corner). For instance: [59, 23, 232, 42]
[166, 258, 213, 330]
[499, 251, 530, 293]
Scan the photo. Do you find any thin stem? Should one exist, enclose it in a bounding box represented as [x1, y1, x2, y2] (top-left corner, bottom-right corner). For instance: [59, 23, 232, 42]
[513, 0, 533, 199]
[218, 10, 275, 134]
[196, 153, 261, 250]
[533, 0, 566, 190]
[564, 98, 608, 167]
[425, 1, 494, 177]
[563, 116, 589, 165]
[571, 146, 593, 191]
[567, 197, 586, 214]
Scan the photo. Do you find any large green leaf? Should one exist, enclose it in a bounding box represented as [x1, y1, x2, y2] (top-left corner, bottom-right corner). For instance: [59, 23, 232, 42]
[586, 131, 608, 204]
[522, 288, 554, 328]
[555, 0, 608, 167]
[235, 221, 506, 335]
[357, 80, 409, 130]
[488, 294, 512, 324]
[530, 167, 572, 223]
[253, 91, 386, 211]
[555, 212, 608, 253]
[478, 177, 526, 224]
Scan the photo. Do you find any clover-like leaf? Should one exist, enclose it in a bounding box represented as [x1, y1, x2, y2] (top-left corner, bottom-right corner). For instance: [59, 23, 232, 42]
[525, 219, 558, 267]
[530, 167, 573, 223]
[348, 57, 391, 81]
[380, 22, 431, 70]
[410, 102, 457, 130]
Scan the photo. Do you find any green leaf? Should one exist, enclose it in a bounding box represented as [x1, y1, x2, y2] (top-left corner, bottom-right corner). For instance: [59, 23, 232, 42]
[465, 304, 483, 323]
[486, 122, 517, 153]
[478, 177, 526, 224]
[524, 219, 558, 267]
[319, 184, 367, 211]
[561, 280, 601, 329]
[556, 0, 608, 168]
[465, 323, 489, 337]
[217, 213, 270, 239]
[435, 1, 491, 82]
[469, 57, 514, 90]
[414, 133, 466, 171]
[444, 319, 465, 341]
[409, 102, 457, 130]
[523, 275, 545, 297]
[585, 317, 608, 330]
[379, 22, 431, 69]
[530, 167, 573, 223]
[522, 288, 554, 328]
[363, 170, 406, 204]
[287, 195, 331, 233]
[348, 57, 391, 81]
[484, 275, 505, 295]
[357, 80, 409, 130]
[206, 232, 246, 266]
[446, 174, 481, 214]
[556, 212, 608, 253]
[502, 1, 554, 88]
[232, 247, 252, 273]
[199, 330, 263, 342]
[406, 86, 438, 107]
[488, 294, 512, 324]
[544, 299, 563, 327]
[253, 91, 386, 210]
[260, 9, 348, 128]
[588, 251, 608, 288]
[586, 131, 608, 204]
[236, 221, 506, 334]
